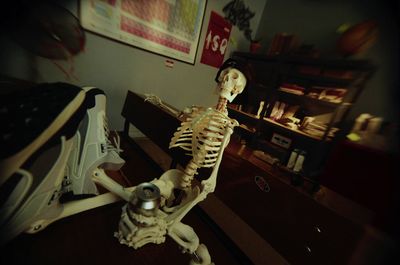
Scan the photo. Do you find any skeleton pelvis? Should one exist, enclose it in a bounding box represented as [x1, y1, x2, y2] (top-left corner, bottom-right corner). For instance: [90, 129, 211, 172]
[157, 169, 199, 212]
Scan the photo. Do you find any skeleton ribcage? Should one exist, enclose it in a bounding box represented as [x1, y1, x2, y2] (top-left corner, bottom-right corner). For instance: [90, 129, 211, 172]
[169, 108, 228, 168]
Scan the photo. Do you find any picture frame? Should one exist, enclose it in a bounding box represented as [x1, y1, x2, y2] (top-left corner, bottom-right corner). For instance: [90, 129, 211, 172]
[80, 0, 207, 64]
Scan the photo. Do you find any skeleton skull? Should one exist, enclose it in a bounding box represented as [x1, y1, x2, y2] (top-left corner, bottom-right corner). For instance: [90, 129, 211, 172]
[218, 67, 246, 102]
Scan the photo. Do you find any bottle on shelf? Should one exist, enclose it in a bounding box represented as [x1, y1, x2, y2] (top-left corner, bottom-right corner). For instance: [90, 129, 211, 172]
[287, 149, 300, 169]
[293, 150, 306, 173]
[256, 101, 265, 118]
[277, 102, 286, 120]
[270, 101, 280, 119]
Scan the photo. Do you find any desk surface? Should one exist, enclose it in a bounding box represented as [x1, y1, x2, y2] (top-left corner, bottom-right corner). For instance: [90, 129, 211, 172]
[216, 152, 363, 265]
[0, 136, 242, 265]
[1, 203, 241, 265]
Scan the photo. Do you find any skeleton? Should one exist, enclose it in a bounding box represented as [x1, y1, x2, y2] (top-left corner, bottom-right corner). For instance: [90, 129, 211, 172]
[109, 66, 247, 264]
[1, 65, 246, 265]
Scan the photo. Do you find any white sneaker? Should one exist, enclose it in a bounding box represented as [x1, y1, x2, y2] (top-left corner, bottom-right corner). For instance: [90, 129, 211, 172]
[0, 81, 90, 245]
[67, 87, 125, 195]
[0, 135, 77, 246]
[0, 83, 85, 185]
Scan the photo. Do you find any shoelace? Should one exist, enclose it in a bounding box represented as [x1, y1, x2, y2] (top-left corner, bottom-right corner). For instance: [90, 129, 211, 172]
[103, 115, 123, 154]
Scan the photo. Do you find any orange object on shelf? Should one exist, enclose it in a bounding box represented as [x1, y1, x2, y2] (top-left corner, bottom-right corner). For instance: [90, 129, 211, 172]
[337, 20, 378, 57]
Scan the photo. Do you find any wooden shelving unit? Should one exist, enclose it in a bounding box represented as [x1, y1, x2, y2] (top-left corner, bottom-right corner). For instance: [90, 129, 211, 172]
[230, 52, 375, 182]
[262, 117, 324, 141]
[228, 107, 258, 119]
[276, 90, 348, 108]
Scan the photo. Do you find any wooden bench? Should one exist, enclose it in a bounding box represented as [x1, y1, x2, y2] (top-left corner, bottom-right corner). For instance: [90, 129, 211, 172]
[121, 90, 190, 169]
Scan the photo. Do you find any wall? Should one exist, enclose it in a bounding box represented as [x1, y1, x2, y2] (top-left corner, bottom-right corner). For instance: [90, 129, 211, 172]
[255, 0, 399, 123]
[0, 0, 267, 131]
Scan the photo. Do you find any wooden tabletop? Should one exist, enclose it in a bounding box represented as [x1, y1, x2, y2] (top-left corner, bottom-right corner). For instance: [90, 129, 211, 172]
[0, 135, 242, 265]
[1, 202, 242, 265]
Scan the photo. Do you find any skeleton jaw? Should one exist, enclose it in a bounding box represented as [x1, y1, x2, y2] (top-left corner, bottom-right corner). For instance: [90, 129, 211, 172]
[219, 86, 237, 103]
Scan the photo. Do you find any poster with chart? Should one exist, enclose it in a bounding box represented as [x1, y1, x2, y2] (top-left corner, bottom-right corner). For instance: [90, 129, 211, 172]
[80, 0, 207, 64]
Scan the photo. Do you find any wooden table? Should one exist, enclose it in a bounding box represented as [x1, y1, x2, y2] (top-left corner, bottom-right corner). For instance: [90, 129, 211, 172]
[1, 203, 243, 265]
[0, 136, 242, 265]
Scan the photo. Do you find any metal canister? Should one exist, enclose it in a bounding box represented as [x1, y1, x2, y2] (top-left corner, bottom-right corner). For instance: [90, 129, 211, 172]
[129, 182, 161, 217]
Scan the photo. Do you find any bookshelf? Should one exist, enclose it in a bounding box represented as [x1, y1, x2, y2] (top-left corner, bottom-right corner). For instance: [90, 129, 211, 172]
[229, 52, 375, 184]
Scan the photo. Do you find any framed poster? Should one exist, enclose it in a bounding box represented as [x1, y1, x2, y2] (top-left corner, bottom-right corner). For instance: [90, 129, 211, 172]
[80, 0, 207, 64]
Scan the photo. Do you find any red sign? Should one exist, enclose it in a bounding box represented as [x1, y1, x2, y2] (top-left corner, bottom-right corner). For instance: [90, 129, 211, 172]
[200, 11, 232, 68]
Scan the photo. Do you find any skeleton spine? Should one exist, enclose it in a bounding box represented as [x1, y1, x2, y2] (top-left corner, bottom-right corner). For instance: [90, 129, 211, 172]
[216, 97, 228, 113]
[180, 159, 200, 189]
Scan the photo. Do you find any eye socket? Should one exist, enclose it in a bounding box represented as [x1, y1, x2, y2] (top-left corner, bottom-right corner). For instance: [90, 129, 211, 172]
[232, 73, 238, 79]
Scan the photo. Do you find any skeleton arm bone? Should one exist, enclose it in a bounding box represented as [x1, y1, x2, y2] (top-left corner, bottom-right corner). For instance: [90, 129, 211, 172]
[144, 94, 180, 117]
[92, 168, 132, 201]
